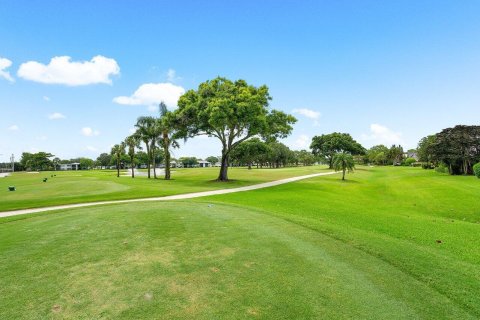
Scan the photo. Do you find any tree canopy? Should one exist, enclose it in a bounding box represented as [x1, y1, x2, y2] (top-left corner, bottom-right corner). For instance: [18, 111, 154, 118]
[310, 133, 365, 169]
[175, 77, 296, 181]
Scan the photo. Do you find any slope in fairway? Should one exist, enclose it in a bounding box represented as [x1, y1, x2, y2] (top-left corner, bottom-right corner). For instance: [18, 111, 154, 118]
[0, 166, 327, 212]
[1, 167, 479, 319]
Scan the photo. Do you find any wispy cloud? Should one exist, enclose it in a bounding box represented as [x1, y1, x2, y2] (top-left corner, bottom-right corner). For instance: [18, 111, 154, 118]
[166, 68, 181, 82]
[0, 57, 14, 82]
[292, 108, 321, 126]
[43, 96, 50, 101]
[8, 125, 19, 131]
[48, 112, 66, 120]
[81, 127, 100, 137]
[360, 124, 404, 146]
[18, 55, 120, 86]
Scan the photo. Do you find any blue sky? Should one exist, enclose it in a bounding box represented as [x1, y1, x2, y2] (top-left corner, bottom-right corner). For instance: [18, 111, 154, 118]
[1, 0, 480, 162]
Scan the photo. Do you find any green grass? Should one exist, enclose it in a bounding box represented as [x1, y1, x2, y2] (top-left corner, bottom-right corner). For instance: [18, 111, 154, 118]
[1, 166, 479, 319]
[0, 166, 326, 211]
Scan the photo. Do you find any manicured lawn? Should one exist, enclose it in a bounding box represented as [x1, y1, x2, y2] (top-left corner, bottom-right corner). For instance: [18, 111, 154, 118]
[0, 166, 479, 318]
[0, 166, 327, 211]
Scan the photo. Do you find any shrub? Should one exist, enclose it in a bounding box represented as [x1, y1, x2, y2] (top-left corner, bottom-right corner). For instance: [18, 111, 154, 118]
[421, 162, 433, 169]
[474, 163, 480, 179]
[404, 158, 416, 166]
[435, 164, 449, 174]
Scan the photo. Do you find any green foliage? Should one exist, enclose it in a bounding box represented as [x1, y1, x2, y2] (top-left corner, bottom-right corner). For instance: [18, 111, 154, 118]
[294, 150, 316, 166]
[230, 138, 269, 169]
[206, 156, 219, 165]
[19, 152, 55, 171]
[404, 157, 416, 166]
[96, 153, 112, 167]
[333, 152, 355, 180]
[426, 125, 480, 175]
[175, 77, 296, 180]
[179, 157, 198, 167]
[435, 163, 449, 174]
[388, 144, 404, 165]
[110, 143, 126, 177]
[310, 133, 365, 169]
[473, 163, 480, 178]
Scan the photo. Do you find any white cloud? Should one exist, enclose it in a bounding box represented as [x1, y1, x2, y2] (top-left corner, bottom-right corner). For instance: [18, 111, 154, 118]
[166, 68, 181, 82]
[85, 145, 98, 152]
[360, 124, 404, 146]
[113, 82, 185, 109]
[81, 127, 100, 137]
[292, 108, 321, 125]
[8, 125, 19, 131]
[128, 127, 136, 134]
[294, 134, 310, 149]
[17, 55, 120, 86]
[48, 112, 66, 120]
[43, 96, 50, 101]
[0, 57, 14, 82]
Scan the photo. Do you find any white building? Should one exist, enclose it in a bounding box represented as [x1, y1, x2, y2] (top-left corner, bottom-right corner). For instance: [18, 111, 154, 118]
[59, 163, 80, 170]
[198, 160, 211, 168]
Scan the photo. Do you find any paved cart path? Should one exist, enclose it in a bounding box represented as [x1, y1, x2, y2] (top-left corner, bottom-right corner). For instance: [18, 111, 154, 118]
[0, 171, 338, 218]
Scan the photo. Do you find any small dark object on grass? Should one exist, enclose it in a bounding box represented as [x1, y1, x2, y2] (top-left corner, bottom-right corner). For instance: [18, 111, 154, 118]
[8, 186, 15, 191]
[436, 240, 442, 244]
[43, 178, 48, 182]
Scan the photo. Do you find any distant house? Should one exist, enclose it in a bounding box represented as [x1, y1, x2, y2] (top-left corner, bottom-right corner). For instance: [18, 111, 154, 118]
[59, 162, 80, 170]
[198, 160, 211, 168]
[404, 151, 418, 160]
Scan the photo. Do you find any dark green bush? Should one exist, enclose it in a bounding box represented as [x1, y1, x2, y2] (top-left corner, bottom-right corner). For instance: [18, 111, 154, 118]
[474, 163, 480, 178]
[421, 163, 433, 169]
[404, 158, 416, 166]
[435, 164, 449, 174]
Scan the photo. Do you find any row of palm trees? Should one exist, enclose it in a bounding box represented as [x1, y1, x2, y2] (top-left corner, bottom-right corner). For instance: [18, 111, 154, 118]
[111, 102, 179, 179]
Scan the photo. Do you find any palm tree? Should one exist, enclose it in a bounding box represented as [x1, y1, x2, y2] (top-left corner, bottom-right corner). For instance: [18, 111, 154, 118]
[157, 102, 179, 180]
[124, 134, 140, 178]
[111, 143, 126, 178]
[135, 116, 156, 179]
[333, 152, 355, 180]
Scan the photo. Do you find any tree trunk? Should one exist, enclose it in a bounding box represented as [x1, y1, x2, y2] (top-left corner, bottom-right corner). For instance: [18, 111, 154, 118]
[329, 156, 334, 169]
[131, 156, 135, 178]
[248, 162, 252, 170]
[217, 151, 229, 181]
[145, 143, 151, 179]
[116, 158, 120, 177]
[152, 147, 157, 179]
[342, 168, 346, 180]
[164, 133, 171, 180]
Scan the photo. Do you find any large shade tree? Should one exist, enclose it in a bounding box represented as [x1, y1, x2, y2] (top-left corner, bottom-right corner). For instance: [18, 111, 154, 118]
[175, 77, 296, 181]
[230, 137, 268, 169]
[429, 125, 480, 174]
[310, 133, 365, 169]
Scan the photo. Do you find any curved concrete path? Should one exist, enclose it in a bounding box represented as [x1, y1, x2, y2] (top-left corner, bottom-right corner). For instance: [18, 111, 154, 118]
[0, 171, 337, 218]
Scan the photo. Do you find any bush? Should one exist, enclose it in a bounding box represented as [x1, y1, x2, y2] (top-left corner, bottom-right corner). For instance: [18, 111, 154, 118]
[435, 164, 449, 174]
[421, 162, 433, 169]
[404, 158, 416, 166]
[474, 163, 480, 179]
